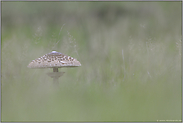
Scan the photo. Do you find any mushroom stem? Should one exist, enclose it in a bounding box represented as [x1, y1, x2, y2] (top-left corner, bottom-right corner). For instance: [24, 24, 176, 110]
[53, 67, 58, 72]
[47, 71, 65, 86]
[53, 67, 59, 85]
[53, 76, 59, 85]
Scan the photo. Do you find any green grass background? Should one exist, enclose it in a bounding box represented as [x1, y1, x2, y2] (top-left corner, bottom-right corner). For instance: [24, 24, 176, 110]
[1, 1, 182, 122]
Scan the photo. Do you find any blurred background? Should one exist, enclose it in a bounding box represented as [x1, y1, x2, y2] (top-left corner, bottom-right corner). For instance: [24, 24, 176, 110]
[1, 1, 181, 122]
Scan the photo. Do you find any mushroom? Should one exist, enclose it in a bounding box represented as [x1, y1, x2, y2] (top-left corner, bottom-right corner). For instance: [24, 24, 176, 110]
[27, 51, 81, 85]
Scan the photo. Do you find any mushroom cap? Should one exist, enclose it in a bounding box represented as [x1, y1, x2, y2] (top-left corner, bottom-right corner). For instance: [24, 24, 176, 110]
[27, 51, 81, 68]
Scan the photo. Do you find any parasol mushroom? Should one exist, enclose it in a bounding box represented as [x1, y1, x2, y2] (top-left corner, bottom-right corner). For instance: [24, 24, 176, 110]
[27, 51, 81, 85]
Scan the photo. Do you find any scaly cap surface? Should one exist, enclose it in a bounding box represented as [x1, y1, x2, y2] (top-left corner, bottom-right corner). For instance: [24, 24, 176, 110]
[27, 51, 81, 68]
